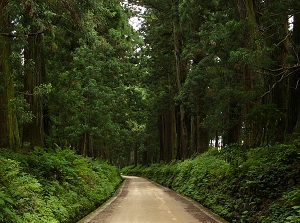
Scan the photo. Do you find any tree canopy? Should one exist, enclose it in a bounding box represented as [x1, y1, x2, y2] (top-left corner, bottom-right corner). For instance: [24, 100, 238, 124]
[0, 0, 300, 165]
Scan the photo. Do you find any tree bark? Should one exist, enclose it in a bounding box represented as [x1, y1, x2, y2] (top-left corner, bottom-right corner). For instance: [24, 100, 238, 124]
[172, 5, 189, 159]
[0, 0, 21, 149]
[270, 17, 291, 143]
[224, 102, 242, 145]
[190, 115, 196, 154]
[159, 109, 176, 162]
[288, 14, 300, 137]
[23, 34, 44, 148]
[236, 0, 262, 147]
[196, 107, 209, 153]
[158, 114, 165, 161]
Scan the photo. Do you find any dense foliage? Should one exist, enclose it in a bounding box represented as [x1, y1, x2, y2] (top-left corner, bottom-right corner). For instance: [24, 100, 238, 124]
[0, 148, 121, 223]
[122, 143, 300, 222]
[0, 0, 148, 166]
[128, 0, 300, 162]
[1, 0, 300, 166]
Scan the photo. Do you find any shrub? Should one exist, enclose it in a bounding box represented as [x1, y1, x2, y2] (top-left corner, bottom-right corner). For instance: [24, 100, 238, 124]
[0, 147, 122, 223]
[122, 143, 300, 223]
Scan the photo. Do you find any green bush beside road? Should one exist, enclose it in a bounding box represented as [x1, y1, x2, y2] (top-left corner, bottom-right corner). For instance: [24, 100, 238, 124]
[122, 144, 300, 223]
[0, 147, 122, 223]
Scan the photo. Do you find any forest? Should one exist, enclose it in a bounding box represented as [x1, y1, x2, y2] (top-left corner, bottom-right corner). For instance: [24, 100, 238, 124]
[0, 0, 300, 222]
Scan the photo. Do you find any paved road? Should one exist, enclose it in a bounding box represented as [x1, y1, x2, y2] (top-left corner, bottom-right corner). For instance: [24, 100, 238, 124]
[78, 176, 228, 223]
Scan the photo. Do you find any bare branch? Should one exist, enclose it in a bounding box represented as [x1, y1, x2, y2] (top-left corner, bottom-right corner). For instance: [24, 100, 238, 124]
[1, 29, 46, 38]
[259, 67, 300, 99]
[295, 78, 300, 89]
[16, 91, 34, 96]
[276, 31, 291, 46]
[263, 63, 300, 73]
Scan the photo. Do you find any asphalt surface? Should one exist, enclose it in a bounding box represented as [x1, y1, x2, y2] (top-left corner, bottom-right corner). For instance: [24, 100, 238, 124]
[78, 176, 228, 223]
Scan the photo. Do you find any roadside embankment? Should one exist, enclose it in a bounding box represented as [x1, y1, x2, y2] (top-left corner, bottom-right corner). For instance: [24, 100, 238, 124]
[0, 147, 122, 223]
[122, 143, 300, 223]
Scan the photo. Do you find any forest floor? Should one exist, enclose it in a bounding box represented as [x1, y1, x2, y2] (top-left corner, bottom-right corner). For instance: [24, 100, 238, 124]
[77, 176, 228, 223]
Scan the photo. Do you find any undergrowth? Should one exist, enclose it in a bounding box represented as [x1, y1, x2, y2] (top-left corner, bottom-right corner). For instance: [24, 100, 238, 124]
[122, 143, 300, 223]
[0, 147, 122, 223]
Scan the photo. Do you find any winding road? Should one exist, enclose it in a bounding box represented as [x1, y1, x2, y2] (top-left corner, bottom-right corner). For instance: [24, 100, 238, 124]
[78, 176, 228, 223]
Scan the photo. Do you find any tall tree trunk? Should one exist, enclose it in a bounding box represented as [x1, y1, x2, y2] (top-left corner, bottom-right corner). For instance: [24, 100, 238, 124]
[158, 114, 165, 160]
[236, 0, 262, 147]
[159, 109, 176, 162]
[288, 14, 300, 137]
[172, 3, 189, 159]
[224, 102, 242, 145]
[270, 17, 291, 143]
[196, 106, 209, 153]
[165, 109, 176, 161]
[23, 34, 44, 148]
[0, 0, 21, 149]
[190, 115, 196, 154]
[134, 144, 138, 166]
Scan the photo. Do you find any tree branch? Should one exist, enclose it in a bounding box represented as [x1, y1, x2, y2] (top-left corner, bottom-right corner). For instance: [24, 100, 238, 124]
[1, 29, 46, 37]
[263, 63, 300, 73]
[259, 67, 300, 99]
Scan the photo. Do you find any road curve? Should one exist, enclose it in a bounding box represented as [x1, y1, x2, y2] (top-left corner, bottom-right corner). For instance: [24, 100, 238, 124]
[78, 176, 228, 223]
